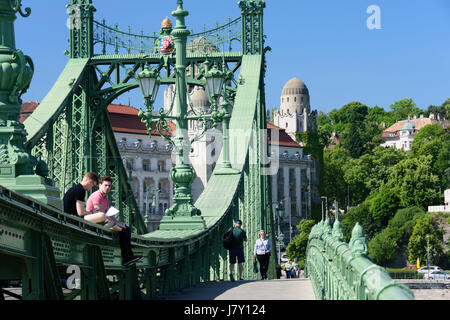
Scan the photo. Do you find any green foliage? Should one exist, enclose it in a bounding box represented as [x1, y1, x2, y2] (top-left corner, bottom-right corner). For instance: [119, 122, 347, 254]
[410, 124, 446, 172]
[343, 146, 405, 204]
[368, 229, 400, 264]
[386, 155, 441, 208]
[317, 98, 448, 267]
[388, 98, 423, 122]
[367, 207, 425, 265]
[295, 131, 325, 196]
[286, 219, 316, 269]
[341, 203, 382, 242]
[408, 216, 444, 266]
[387, 206, 426, 235]
[387, 269, 424, 279]
[366, 184, 400, 226]
[322, 146, 350, 207]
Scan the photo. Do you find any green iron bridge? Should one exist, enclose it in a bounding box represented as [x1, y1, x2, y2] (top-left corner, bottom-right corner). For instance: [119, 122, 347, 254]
[0, 0, 414, 300]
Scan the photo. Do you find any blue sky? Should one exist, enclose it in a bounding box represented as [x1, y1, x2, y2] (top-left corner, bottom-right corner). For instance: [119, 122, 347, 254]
[15, 0, 450, 114]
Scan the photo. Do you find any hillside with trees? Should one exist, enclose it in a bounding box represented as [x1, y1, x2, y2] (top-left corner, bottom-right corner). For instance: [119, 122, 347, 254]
[286, 97, 450, 269]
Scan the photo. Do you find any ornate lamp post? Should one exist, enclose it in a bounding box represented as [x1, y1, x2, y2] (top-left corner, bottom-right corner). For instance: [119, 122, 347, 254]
[0, 1, 60, 208]
[137, 0, 241, 229]
[275, 201, 285, 263]
[135, 63, 160, 111]
[202, 59, 239, 175]
[144, 186, 159, 230]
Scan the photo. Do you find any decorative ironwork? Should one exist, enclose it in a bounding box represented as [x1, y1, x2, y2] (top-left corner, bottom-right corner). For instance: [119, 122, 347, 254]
[306, 218, 415, 300]
[92, 16, 241, 56]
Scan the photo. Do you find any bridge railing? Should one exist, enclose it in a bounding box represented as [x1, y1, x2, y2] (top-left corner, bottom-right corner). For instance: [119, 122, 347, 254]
[92, 17, 242, 56]
[305, 218, 415, 300]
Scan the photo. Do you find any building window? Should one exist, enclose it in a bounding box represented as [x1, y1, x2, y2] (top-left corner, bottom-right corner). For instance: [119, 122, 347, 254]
[158, 160, 165, 172]
[294, 97, 297, 102]
[143, 159, 150, 171]
[126, 158, 135, 170]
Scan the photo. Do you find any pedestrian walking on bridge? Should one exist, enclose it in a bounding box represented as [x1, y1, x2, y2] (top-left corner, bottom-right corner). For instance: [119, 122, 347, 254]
[228, 219, 247, 282]
[253, 229, 271, 280]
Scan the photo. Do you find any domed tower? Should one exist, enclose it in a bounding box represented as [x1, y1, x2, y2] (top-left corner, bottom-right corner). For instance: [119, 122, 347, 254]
[280, 78, 310, 115]
[274, 77, 317, 140]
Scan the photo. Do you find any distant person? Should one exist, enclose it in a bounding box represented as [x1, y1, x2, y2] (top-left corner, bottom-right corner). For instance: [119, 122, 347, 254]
[228, 219, 247, 282]
[85, 176, 143, 266]
[292, 258, 300, 278]
[284, 259, 292, 279]
[63, 172, 99, 218]
[276, 264, 282, 279]
[253, 229, 271, 280]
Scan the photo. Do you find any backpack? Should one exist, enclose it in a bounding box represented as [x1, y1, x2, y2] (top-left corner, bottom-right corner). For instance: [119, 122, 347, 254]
[222, 228, 234, 250]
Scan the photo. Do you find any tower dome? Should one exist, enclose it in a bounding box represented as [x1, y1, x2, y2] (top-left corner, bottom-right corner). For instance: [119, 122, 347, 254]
[186, 36, 219, 54]
[280, 77, 310, 115]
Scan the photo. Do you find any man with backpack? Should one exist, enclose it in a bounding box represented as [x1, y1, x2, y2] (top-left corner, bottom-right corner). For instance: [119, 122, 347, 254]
[227, 219, 247, 282]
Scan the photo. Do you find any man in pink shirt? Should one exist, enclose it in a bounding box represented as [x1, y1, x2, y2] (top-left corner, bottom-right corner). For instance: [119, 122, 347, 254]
[85, 176, 142, 266]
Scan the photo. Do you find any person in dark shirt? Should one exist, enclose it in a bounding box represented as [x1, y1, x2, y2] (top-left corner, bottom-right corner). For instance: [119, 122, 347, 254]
[63, 172, 98, 218]
[228, 219, 247, 282]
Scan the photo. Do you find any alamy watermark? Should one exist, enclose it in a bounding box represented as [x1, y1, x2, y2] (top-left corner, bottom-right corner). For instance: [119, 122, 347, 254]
[367, 5, 381, 30]
[66, 265, 81, 289]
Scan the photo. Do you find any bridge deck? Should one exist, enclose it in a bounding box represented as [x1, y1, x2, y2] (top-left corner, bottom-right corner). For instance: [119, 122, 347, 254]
[158, 279, 316, 300]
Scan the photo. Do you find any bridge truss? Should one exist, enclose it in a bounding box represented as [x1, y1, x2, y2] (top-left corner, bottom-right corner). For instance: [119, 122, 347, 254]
[0, 0, 276, 300]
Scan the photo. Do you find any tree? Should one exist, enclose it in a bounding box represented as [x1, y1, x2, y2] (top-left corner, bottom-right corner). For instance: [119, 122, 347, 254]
[388, 98, 423, 121]
[368, 229, 400, 265]
[322, 146, 349, 206]
[343, 146, 405, 205]
[337, 102, 370, 158]
[387, 155, 441, 208]
[366, 184, 400, 227]
[409, 124, 446, 170]
[285, 219, 316, 269]
[408, 216, 443, 266]
[368, 207, 425, 265]
[425, 105, 446, 119]
[341, 203, 381, 242]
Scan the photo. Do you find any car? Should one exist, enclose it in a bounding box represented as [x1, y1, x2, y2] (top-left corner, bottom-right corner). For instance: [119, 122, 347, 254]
[423, 271, 450, 280]
[402, 265, 417, 270]
[418, 266, 443, 274]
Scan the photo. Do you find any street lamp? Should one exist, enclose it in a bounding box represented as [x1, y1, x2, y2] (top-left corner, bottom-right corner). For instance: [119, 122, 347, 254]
[144, 186, 160, 231]
[321, 196, 328, 220]
[136, 1, 238, 229]
[136, 63, 161, 110]
[203, 61, 225, 111]
[426, 235, 430, 278]
[274, 200, 285, 263]
[137, 1, 205, 230]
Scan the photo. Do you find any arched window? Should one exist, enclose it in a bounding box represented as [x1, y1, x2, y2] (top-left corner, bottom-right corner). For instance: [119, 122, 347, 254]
[287, 97, 290, 103]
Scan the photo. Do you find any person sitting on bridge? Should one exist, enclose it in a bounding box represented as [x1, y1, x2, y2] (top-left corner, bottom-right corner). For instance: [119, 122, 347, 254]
[86, 176, 143, 266]
[228, 219, 247, 282]
[63, 172, 99, 219]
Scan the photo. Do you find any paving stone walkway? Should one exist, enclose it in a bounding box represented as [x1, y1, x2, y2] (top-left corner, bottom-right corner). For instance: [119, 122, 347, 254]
[158, 278, 316, 300]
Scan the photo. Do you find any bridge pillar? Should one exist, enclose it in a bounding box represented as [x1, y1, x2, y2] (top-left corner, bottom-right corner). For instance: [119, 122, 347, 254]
[0, 1, 61, 209]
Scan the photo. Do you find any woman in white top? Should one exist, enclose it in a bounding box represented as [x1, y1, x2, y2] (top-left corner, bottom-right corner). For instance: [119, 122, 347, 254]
[253, 230, 271, 280]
